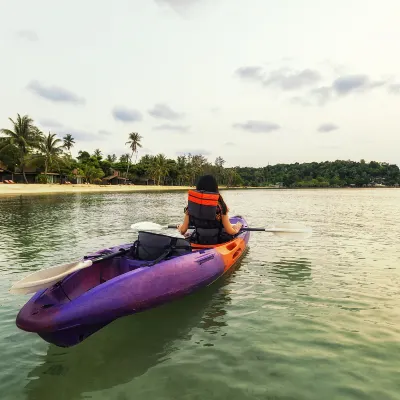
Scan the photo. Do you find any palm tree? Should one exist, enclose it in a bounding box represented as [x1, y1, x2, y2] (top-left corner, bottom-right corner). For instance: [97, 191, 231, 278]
[106, 154, 117, 163]
[0, 136, 18, 168]
[125, 132, 142, 179]
[37, 132, 64, 177]
[151, 154, 169, 185]
[81, 164, 105, 184]
[176, 155, 188, 186]
[119, 153, 130, 163]
[0, 114, 42, 183]
[93, 149, 102, 160]
[63, 134, 75, 155]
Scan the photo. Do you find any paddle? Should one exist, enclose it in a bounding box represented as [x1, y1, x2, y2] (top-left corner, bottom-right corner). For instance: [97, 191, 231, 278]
[11, 221, 312, 295]
[131, 221, 312, 239]
[9, 247, 129, 295]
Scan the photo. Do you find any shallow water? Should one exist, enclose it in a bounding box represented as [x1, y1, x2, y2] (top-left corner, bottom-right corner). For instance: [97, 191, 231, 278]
[0, 189, 399, 400]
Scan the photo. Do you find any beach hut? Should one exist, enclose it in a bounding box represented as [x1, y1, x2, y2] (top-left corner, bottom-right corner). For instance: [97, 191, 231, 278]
[102, 169, 127, 185]
[102, 175, 127, 185]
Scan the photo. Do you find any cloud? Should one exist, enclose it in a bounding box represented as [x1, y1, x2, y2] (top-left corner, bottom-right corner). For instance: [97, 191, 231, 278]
[98, 130, 112, 136]
[237, 64, 390, 107]
[290, 96, 312, 106]
[153, 124, 190, 132]
[148, 103, 184, 120]
[235, 66, 264, 81]
[236, 66, 321, 90]
[38, 118, 63, 128]
[332, 74, 386, 96]
[58, 128, 96, 141]
[388, 83, 400, 94]
[27, 80, 85, 104]
[155, 0, 201, 9]
[16, 30, 38, 42]
[176, 149, 212, 156]
[263, 68, 321, 90]
[233, 120, 280, 133]
[292, 74, 387, 107]
[317, 123, 339, 133]
[310, 86, 333, 106]
[210, 107, 221, 114]
[112, 106, 143, 123]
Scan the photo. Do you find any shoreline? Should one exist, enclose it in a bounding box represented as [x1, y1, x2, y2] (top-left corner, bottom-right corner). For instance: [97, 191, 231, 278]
[0, 183, 397, 197]
[0, 184, 197, 197]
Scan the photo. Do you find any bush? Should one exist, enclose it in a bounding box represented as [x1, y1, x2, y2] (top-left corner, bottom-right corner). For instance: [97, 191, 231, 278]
[93, 178, 102, 185]
[36, 174, 49, 184]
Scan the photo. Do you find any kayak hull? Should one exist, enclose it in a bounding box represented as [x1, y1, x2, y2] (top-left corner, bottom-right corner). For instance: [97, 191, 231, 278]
[15, 216, 250, 347]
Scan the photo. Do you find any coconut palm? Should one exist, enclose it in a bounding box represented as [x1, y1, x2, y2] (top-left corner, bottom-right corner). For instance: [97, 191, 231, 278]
[93, 148, 102, 160]
[37, 132, 64, 176]
[0, 136, 18, 167]
[80, 164, 105, 184]
[63, 134, 75, 155]
[106, 154, 117, 163]
[125, 132, 142, 178]
[0, 114, 42, 183]
[176, 155, 189, 185]
[119, 153, 130, 163]
[151, 154, 169, 185]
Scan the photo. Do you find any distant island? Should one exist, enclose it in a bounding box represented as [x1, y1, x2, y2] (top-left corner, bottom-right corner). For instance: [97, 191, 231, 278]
[1, 113, 399, 188]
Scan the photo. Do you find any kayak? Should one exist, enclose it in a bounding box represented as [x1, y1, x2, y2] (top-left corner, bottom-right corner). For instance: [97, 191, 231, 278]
[15, 215, 250, 347]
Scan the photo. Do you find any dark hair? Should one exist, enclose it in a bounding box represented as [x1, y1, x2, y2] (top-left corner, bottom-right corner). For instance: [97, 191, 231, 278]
[196, 174, 228, 214]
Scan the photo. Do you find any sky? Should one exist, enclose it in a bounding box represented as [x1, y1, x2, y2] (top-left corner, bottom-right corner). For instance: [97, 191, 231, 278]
[1, 0, 400, 167]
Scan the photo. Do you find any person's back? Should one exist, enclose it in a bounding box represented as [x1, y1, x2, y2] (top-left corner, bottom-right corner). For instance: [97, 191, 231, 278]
[177, 175, 242, 244]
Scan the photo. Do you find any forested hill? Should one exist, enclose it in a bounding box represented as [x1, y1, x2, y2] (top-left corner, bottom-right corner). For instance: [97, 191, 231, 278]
[236, 160, 400, 188]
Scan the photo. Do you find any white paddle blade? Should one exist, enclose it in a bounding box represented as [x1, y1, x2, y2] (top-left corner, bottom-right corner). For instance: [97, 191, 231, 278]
[10, 281, 61, 295]
[266, 223, 312, 240]
[10, 259, 93, 293]
[130, 221, 165, 231]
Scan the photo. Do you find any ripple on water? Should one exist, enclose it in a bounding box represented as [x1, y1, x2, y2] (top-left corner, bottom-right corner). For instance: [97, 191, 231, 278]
[1, 190, 400, 400]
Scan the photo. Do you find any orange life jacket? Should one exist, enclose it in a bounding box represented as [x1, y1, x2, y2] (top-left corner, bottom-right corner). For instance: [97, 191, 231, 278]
[186, 190, 224, 244]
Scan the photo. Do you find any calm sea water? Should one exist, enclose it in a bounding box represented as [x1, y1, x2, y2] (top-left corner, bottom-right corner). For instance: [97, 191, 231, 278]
[0, 189, 399, 400]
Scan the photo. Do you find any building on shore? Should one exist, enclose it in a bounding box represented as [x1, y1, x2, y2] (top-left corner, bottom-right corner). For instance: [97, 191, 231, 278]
[102, 170, 127, 185]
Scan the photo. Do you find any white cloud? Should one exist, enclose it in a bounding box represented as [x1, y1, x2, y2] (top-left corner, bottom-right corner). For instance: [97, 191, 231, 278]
[1, 0, 400, 167]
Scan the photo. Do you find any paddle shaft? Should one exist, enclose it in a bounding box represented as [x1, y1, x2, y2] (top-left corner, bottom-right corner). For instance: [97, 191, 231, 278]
[83, 247, 129, 263]
[168, 225, 275, 232]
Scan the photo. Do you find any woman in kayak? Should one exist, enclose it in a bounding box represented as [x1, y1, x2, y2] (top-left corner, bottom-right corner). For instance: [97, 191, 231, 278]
[177, 174, 242, 242]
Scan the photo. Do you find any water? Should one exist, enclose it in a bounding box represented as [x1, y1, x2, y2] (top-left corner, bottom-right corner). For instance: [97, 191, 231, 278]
[0, 189, 399, 400]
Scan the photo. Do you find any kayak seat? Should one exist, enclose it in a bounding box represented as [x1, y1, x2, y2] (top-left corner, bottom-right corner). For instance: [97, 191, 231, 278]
[131, 231, 192, 263]
[189, 227, 234, 245]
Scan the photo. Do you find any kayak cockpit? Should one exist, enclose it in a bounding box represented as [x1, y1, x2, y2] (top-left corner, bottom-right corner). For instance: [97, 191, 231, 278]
[30, 231, 194, 305]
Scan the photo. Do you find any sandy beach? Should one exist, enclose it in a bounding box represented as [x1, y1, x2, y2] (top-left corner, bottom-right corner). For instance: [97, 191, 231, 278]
[0, 183, 196, 197]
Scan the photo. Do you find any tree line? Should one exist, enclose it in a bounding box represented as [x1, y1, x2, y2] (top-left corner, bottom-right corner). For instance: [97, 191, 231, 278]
[1, 114, 399, 187]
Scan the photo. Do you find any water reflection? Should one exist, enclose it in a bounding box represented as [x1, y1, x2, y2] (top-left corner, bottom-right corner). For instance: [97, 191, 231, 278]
[23, 282, 231, 400]
[0, 195, 82, 269]
[269, 257, 312, 283]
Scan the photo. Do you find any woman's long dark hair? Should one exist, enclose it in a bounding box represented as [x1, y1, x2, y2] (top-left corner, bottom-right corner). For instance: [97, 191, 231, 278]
[195, 175, 228, 214]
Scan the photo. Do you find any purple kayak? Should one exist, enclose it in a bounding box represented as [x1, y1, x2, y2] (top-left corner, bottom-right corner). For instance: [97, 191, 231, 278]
[15, 216, 250, 347]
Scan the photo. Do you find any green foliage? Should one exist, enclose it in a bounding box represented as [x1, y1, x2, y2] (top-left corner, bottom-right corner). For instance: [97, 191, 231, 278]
[235, 160, 400, 187]
[2, 114, 400, 188]
[36, 174, 49, 184]
[63, 134, 75, 151]
[36, 132, 64, 175]
[80, 164, 105, 184]
[106, 154, 117, 163]
[0, 114, 43, 182]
